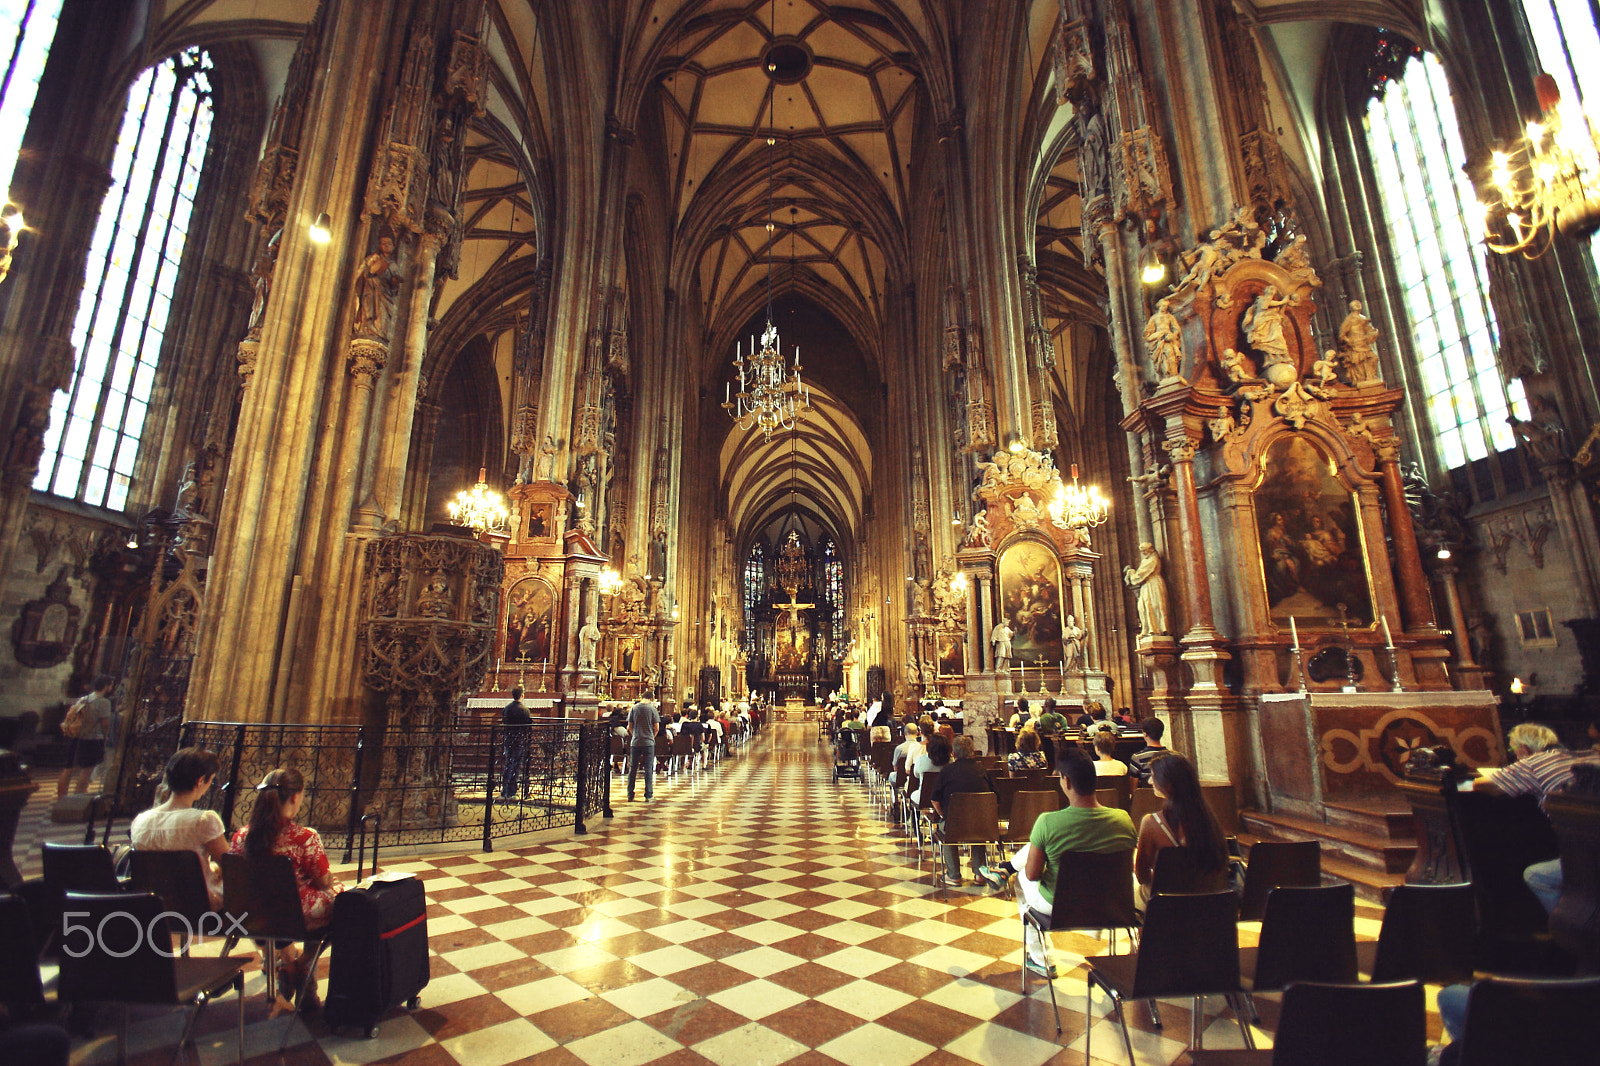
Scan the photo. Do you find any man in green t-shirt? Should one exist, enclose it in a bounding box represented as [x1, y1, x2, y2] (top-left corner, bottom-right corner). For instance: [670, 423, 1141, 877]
[978, 747, 1134, 976]
[1034, 697, 1069, 737]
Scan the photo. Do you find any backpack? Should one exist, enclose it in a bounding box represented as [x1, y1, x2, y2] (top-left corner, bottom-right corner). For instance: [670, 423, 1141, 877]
[61, 695, 91, 739]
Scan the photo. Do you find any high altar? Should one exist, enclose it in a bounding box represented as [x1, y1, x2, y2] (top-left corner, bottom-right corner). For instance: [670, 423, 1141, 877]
[1117, 213, 1502, 814]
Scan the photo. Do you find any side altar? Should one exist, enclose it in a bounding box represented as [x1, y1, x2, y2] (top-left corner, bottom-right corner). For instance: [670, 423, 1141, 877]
[1121, 211, 1504, 812]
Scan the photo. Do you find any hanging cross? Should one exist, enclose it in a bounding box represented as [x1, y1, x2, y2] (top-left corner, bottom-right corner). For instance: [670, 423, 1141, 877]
[772, 589, 816, 638]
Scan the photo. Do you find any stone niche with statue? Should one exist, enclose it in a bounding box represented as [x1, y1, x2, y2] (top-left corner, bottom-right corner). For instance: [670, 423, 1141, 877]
[1122, 208, 1502, 810]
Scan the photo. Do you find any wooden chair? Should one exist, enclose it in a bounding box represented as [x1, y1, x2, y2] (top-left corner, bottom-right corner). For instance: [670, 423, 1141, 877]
[41, 842, 121, 894]
[1085, 890, 1255, 1059]
[1237, 840, 1322, 921]
[991, 775, 1026, 823]
[1546, 792, 1600, 972]
[1187, 979, 1425, 1066]
[1452, 791, 1564, 973]
[1002, 791, 1060, 855]
[57, 891, 249, 1066]
[129, 850, 218, 955]
[1130, 787, 1163, 826]
[932, 791, 1000, 885]
[1358, 882, 1476, 985]
[1447, 974, 1600, 1066]
[1095, 775, 1133, 811]
[217, 852, 330, 1043]
[1024, 848, 1139, 1027]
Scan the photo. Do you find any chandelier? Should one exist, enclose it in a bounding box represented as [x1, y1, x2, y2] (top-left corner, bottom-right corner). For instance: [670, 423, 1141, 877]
[1475, 73, 1600, 257]
[772, 529, 808, 592]
[447, 467, 509, 534]
[724, 321, 809, 437]
[598, 567, 623, 596]
[1049, 463, 1111, 530]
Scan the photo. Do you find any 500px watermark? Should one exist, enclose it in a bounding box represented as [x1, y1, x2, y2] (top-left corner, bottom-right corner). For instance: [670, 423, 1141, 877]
[61, 910, 250, 957]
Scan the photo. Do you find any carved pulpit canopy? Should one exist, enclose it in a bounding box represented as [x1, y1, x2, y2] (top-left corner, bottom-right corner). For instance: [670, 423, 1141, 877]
[970, 446, 1092, 556]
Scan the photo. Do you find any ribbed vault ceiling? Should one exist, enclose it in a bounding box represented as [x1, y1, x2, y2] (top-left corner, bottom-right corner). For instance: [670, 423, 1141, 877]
[719, 381, 870, 548]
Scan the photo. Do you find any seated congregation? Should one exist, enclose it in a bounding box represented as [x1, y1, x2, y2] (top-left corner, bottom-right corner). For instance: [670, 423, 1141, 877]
[840, 702, 1600, 1064]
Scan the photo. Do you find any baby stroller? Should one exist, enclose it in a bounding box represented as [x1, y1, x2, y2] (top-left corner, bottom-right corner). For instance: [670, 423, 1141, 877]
[832, 727, 864, 783]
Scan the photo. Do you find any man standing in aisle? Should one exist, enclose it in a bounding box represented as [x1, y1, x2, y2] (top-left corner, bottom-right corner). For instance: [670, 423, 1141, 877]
[499, 686, 532, 799]
[627, 695, 661, 802]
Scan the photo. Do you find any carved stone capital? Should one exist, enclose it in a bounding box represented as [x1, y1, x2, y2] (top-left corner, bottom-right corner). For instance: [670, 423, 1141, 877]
[1162, 438, 1197, 464]
[349, 338, 389, 380]
[235, 338, 260, 388]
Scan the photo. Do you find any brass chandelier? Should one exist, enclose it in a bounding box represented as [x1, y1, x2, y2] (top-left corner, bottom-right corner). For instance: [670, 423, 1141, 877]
[447, 467, 509, 534]
[1475, 74, 1600, 257]
[1049, 463, 1111, 530]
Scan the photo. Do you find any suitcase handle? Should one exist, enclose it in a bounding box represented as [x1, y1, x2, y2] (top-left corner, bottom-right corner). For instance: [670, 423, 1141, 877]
[356, 811, 382, 881]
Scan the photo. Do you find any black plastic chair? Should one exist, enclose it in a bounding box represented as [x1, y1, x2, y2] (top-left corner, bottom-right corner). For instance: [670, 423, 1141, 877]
[40, 842, 120, 894]
[129, 851, 219, 956]
[1150, 846, 1230, 895]
[1447, 974, 1600, 1066]
[1237, 840, 1321, 921]
[56, 891, 248, 1066]
[1086, 890, 1254, 1062]
[932, 791, 1000, 886]
[1187, 979, 1426, 1066]
[0, 895, 46, 1008]
[1359, 882, 1476, 985]
[217, 852, 330, 1045]
[1026, 847, 1140, 1031]
[1243, 883, 1358, 992]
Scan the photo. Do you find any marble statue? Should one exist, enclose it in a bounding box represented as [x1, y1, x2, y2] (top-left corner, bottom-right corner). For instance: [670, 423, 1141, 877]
[965, 508, 991, 548]
[1242, 284, 1294, 368]
[1144, 297, 1184, 382]
[1218, 346, 1248, 384]
[990, 620, 1014, 669]
[1311, 349, 1340, 389]
[1062, 614, 1085, 670]
[578, 619, 601, 669]
[1338, 300, 1383, 386]
[1123, 542, 1171, 636]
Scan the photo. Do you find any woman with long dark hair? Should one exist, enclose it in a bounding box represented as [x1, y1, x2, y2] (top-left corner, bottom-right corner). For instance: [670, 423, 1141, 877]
[1133, 753, 1227, 901]
[229, 768, 342, 1005]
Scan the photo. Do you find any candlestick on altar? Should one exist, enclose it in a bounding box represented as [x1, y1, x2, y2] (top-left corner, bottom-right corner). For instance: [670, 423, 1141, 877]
[1381, 615, 1395, 649]
[1289, 616, 1299, 650]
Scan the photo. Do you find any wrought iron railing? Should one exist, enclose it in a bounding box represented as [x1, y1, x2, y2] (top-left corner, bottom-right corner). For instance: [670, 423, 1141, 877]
[96, 715, 612, 859]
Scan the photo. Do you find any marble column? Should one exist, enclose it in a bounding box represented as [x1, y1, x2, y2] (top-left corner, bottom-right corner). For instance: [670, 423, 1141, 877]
[1161, 439, 1217, 641]
[1377, 445, 1439, 633]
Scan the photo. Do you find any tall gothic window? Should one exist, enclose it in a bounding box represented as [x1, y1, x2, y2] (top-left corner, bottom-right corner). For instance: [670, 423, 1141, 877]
[0, 0, 63, 196]
[1365, 52, 1528, 475]
[34, 47, 214, 509]
[819, 538, 844, 661]
[743, 541, 765, 650]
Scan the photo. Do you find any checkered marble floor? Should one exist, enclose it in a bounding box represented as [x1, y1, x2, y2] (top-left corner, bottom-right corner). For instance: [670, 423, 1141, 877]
[42, 723, 1435, 1065]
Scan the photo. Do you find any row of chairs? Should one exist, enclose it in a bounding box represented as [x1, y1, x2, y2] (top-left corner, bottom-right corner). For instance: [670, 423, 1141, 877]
[23, 841, 335, 1060]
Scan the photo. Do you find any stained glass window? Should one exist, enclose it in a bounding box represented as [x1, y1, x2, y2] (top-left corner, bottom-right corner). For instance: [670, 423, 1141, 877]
[743, 542, 765, 650]
[34, 47, 214, 509]
[0, 0, 63, 198]
[1365, 52, 1528, 472]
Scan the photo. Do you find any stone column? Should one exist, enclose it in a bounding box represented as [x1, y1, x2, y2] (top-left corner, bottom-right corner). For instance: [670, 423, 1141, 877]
[1161, 439, 1217, 642]
[1377, 444, 1439, 633]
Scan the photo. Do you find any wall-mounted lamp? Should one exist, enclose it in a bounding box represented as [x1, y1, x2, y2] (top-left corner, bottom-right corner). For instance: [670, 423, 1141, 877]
[308, 212, 332, 244]
[1510, 676, 1525, 695]
[574, 491, 587, 509]
[951, 508, 963, 526]
[124, 533, 139, 550]
[0, 203, 26, 284]
[1137, 216, 1177, 288]
[1436, 547, 1452, 560]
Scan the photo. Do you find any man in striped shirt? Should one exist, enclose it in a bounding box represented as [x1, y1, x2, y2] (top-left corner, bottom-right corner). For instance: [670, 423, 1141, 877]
[1474, 722, 1580, 809]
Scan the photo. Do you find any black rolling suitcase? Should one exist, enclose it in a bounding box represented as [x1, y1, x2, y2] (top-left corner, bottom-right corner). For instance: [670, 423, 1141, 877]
[323, 874, 430, 1037]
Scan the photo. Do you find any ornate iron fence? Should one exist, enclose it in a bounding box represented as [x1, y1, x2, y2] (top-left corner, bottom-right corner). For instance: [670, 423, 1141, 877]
[98, 715, 612, 858]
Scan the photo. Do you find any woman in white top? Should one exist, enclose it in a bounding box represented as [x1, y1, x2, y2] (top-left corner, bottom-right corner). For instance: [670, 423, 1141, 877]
[1093, 729, 1129, 776]
[130, 747, 228, 908]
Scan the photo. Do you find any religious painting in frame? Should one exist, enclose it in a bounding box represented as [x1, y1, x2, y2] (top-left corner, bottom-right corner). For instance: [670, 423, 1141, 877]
[504, 576, 556, 665]
[525, 502, 555, 541]
[997, 539, 1065, 664]
[1254, 435, 1373, 627]
[936, 632, 965, 677]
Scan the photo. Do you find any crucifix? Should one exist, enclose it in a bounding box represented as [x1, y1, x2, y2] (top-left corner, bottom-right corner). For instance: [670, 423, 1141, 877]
[772, 588, 815, 640]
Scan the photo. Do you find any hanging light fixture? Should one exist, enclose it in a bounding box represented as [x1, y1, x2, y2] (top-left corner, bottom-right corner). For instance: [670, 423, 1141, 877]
[447, 467, 510, 533]
[1049, 463, 1111, 530]
[0, 204, 25, 284]
[1473, 73, 1600, 257]
[723, 0, 810, 439]
[598, 567, 623, 596]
